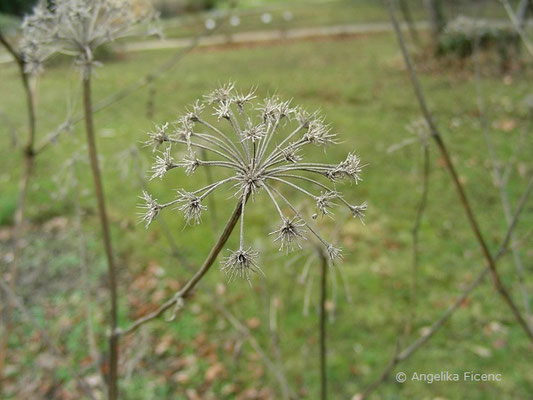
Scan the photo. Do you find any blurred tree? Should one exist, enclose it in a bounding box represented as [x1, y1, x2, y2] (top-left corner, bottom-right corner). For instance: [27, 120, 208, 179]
[0, 0, 37, 17]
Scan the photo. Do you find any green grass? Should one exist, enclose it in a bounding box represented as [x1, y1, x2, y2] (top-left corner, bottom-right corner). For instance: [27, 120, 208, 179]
[1, 31, 532, 399]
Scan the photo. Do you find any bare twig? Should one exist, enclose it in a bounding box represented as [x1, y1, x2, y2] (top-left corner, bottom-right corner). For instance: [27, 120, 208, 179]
[387, 0, 533, 342]
[404, 132, 430, 336]
[359, 175, 533, 399]
[473, 38, 531, 325]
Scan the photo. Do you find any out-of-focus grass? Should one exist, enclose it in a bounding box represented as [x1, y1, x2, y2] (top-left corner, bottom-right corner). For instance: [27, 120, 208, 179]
[0, 30, 532, 399]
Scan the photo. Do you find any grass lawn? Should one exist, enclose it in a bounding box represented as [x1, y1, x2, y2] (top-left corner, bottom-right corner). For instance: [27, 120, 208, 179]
[0, 30, 532, 399]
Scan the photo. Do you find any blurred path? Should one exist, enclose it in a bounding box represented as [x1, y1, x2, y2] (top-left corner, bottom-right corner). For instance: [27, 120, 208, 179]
[1, 19, 516, 62]
[119, 21, 429, 53]
[0, 21, 429, 64]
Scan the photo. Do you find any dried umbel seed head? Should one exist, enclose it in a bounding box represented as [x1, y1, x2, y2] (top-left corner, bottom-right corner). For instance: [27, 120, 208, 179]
[150, 147, 177, 180]
[270, 217, 306, 253]
[145, 123, 170, 152]
[138, 191, 161, 228]
[175, 190, 207, 225]
[327, 153, 363, 183]
[20, 0, 157, 75]
[140, 83, 367, 282]
[221, 247, 263, 284]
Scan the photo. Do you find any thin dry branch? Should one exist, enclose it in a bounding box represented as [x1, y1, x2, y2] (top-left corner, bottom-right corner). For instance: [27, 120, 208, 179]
[404, 134, 430, 336]
[473, 39, 531, 324]
[359, 175, 533, 399]
[387, 0, 533, 342]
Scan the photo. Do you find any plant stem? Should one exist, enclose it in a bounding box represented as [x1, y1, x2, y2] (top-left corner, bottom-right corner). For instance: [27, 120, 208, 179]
[82, 71, 119, 400]
[318, 247, 328, 400]
[0, 31, 37, 386]
[118, 196, 247, 336]
[387, 0, 533, 342]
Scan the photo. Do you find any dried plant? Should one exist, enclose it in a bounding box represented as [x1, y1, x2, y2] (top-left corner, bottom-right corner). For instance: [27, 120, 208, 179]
[19, 2, 158, 398]
[141, 83, 366, 284]
[20, 0, 157, 75]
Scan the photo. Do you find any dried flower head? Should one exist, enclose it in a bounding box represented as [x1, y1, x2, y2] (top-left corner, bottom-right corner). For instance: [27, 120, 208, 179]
[20, 0, 157, 75]
[138, 191, 162, 228]
[327, 153, 363, 183]
[150, 147, 177, 180]
[145, 123, 170, 152]
[270, 217, 306, 253]
[140, 84, 366, 281]
[175, 190, 207, 225]
[221, 247, 263, 284]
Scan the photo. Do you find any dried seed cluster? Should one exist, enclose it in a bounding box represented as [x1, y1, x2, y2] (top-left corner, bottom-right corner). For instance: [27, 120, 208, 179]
[20, 0, 157, 75]
[141, 83, 366, 283]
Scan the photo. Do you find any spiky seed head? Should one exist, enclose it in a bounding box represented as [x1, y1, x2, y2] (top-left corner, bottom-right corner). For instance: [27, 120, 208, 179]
[150, 147, 177, 180]
[177, 155, 200, 176]
[213, 100, 232, 120]
[270, 217, 307, 253]
[138, 191, 161, 228]
[233, 88, 257, 109]
[303, 119, 337, 146]
[242, 123, 266, 143]
[294, 107, 316, 128]
[221, 247, 263, 283]
[20, 0, 156, 75]
[328, 153, 363, 183]
[204, 82, 235, 104]
[175, 190, 207, 225]
[349, 202, 367, 223]
[145, 123, 170, 152]
[315, 191, 337, 217]
[327, 244, 343, 261]
[185, 100, 205, 122]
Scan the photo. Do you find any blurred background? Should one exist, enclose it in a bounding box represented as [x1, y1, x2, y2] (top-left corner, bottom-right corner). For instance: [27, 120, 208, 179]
[0, 0, 532, 399]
